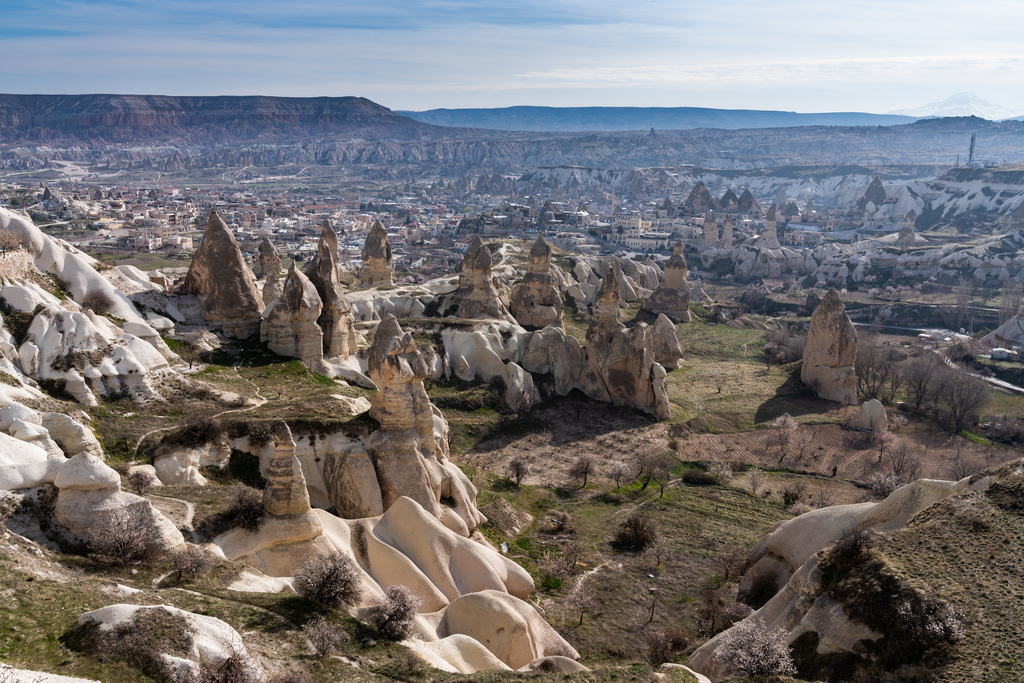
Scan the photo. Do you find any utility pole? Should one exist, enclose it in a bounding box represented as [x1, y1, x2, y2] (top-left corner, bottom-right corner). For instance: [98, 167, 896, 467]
[968, 134, 976, 167]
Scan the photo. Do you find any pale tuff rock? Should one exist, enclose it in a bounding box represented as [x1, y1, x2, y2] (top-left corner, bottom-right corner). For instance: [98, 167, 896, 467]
[262, 423, 312, 516]
[306, 223, 357, 357]
[262, 267, 283, 306]
[255, 237, 281, 279]
[720, 214, 734, 250]
[801, 288, 858, 405]
[360, 220, 394, 286]
[0, 403, 101, 490]
[365, 314, 486, 535]
[69, 604, 250, 677]
[509, 234, 563, 330]
[53, 453, 185, 553]
[898, 209, 917, 247]
[846, 399, 888, 435]
[181, 211, 263, 338]
[153, 438, 230, 486]
[701, 211, 718, 250]
[447, 236, 516, 322]
[0, 432, 63, 490]
[652, 314, 684, 369]
[643, 244, 692, 323]
[585, 268, 672, 420]
[261, 264, 324, 363]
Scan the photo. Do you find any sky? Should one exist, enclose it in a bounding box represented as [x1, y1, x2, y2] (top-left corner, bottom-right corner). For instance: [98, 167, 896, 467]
[3, 0, 1024, 114]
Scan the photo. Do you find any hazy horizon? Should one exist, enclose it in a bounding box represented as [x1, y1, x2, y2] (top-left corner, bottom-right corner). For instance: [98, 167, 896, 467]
[4, 0, 1024, 116]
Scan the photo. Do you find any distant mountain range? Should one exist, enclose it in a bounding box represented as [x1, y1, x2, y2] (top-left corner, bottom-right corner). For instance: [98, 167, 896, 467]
[397, 106, 918, 132]
[888, 92, 1023, 121]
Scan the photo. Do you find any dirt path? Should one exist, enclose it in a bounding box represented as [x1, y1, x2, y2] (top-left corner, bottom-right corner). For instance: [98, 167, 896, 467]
[133, 365, 268, 458]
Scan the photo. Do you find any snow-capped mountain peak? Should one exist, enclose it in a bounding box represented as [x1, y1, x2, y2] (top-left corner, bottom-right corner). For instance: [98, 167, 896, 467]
[888, 92, 1023, 120]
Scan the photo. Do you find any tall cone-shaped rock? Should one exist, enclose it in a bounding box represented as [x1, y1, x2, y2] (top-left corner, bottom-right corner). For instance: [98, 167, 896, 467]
[256, 238, 281, 279]
[306, 221, 356, 357]
[181, 211, 263, 338]
[801, 288, 858, 404]
[262, 264, 323, 363]
[643, 245, 691, 323]
[361, 220, 394, 286]
[364, 314, 485, 536]
[450, 236, 514, 322]
[510, 234, 563, 330]
[262, 423, 312, 516]
[585, 266, 671, 420]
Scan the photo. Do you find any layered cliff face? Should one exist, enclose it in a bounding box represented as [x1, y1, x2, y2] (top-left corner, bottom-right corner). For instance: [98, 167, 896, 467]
[0, 94, 444, 144]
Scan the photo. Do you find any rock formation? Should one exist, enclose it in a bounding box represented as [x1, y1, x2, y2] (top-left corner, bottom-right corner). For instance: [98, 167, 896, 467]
[652, 314, 684, 369]
[846, 399, 887, 435]
[701, 211, 718, 251]
[720, 214, 733, 249]
[53, 452, 184, 553]
[364, 314, 485, 535]
[448, 236, 515, 322]
[255, 237, 281, 279]
[261, 264, 324, 363]
[262, 423, 313, 516]
[509, 234, 563, 330]
[757, 203, 781, 248]
[585, 268, 671, 420]
[306, 224, 357, 357]
[898, 209, 916, 247]
[643, 242, 691, 323]
[800, 288, 858, 405]
[360, 220, 394, 286]
[262, 268, 283, 306]
[181, 211, 263, 338]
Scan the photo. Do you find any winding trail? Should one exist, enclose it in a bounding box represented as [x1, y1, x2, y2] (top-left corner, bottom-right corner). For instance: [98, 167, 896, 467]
[132, 365, 268, 459]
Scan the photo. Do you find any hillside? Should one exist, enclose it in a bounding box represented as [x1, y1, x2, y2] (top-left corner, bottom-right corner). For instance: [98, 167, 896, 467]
[398, 106, 918, 132]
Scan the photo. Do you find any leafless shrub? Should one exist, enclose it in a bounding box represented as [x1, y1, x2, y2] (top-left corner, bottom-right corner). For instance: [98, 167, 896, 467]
[87, 505, 159, 565]
[885, 439, 921, 482]
[940, 370, 990, 433]
[171, 544, 214, 582]
[644, 629, 690, 666]
[608, 461, 632, 488]
[188, 652, 261, 683]
[82, 289, 114, 314]
[712, 617, 796, 677]
[224, 485, 267, 533]
[178, 327, 211, 370]
[0, 229, 21, 256]
[504, 457, 529, 486]
[548, 510, 573, 533]
[367, 585, 422, 640]
[890, 414, 908, 432]
[614, 514, 657, 552]
[858, 338, 907, 401]
[293, 551, 361, 607]
[903, 354, 939, 411]
[812, 485, 837, 509]
[772, 413, 798, 462]
[567, 454, 598, 488]
[125, 469, 156, 495]
[302, 614, 349, 657]
[746, 467, 767, 495]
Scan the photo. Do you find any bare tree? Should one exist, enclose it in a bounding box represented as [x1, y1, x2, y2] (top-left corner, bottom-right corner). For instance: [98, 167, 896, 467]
[712, 618, 796, 677]
[941, 370, 991, 433]
[939, 276, 974, 331]
[609, 461, 632, 488]
[747, 467, 767, 495]
[567, 454, 598, 489]
[903, 355, 938, 413]
[87, 505, 158, 565]
[293, 551, 362, 607]
[0, 229, 20, 257]
[504, 457, 529, 486]
[170, 544, 214, 582]
[945, 437, 978, 480]
[857, 339, 906, 401]
[771, 414, 798, 464]
[302, 614, 349, 658]
[125, 469, 156, 495]
[178, 327, 209, 369]
[885, 439, 921, 482]
[999, 279, 1024, 325]
[812, 485, 837, 509]
[565, 576, 599, 627]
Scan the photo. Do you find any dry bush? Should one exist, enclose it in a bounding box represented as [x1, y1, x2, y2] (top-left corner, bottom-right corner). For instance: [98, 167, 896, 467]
[188, 653, 261, 683]
[367, 585, 422, 640]
[125, 469, 157, 495]
[82, 289, 114, 314]
[645, 629, 690, 666]
[548, 510, 573, 533]
[712, 617, 796, 677]
[87, 505, 159, 565]
[614, 514, 658, 552]
[224, 484, 267, 533]
[302, 614, 349, 657]
[171, 544, 214, 582]
[67, 608, 192, 681]
[812, 485, 837, 509]
[870, 472, 903, 499]
[293, 551, 361, 607]
[504, 456, 529, 486]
